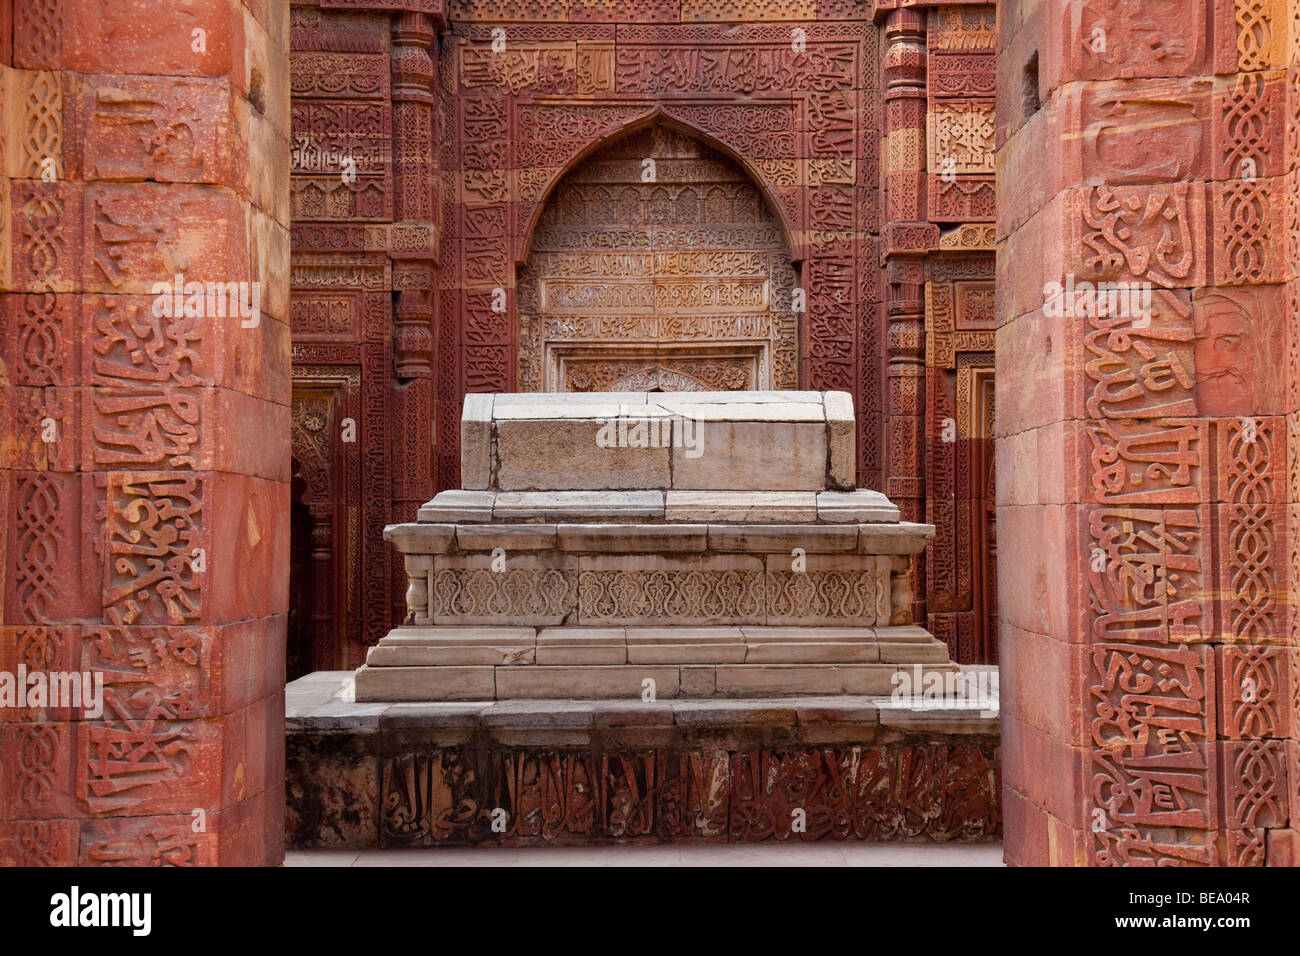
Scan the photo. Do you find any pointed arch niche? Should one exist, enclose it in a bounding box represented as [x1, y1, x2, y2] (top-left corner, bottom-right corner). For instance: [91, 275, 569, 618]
[516, 123, 800, 393]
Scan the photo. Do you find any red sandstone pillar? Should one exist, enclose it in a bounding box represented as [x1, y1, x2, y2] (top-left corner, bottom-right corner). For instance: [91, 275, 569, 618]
[390, 9, 440, 628]
[881, 8, 937, 624]
[0, 0, 290, 865]
[998, 0, 1298, 865]
[1280, 0, 1300, 864]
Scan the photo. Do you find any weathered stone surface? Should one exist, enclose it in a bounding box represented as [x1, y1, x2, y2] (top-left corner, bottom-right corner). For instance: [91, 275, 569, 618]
[626, 626, 746, 664]
[418, 490, 496, 523]
[285, 736, 380, 849]
[708, 524, 858, 552]
[456, 523, 558, 551]
[286, 673, 1001, 847]
[460, 393, 494, 490]
[366, 644, 536, 667]
[378, 627, 538, 646]
[741, 626, 876, 642]
[714, 664, 900, 696]
[472, 392, 858, 493]
[673, 700, 798, 727]
[669, 419, 827, 491]
[857, 523, 936, 554]
[354, 665, 496, 702]
[628, 643, 746, 664]
[745, 641, 881, 664]
[355, 621, 961, 700]
[817, 490, 900, 523]
[385, 523, 455, 553]
[824, 390, 856, 490]
[480, 701, 597, 730]
[495, 412, 672, 491]
[680, 665, 717, 697]
[493, 490, 665, 521]
[665, 491, 819, 523]
[621, 625, 737, 641]
[535, 627, 627, 665]
[556, 523, 707, 552]
[491, 402, 624, 419]
[495, 665, 681, 699]
[877, 640, 950, 663]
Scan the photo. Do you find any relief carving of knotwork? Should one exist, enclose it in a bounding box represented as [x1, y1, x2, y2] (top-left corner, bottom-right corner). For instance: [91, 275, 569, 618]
[15, 474, 60, 623]
[928, 102, 995, 175]
[766, 569, 889, 625]
[433, 568, 578, 623]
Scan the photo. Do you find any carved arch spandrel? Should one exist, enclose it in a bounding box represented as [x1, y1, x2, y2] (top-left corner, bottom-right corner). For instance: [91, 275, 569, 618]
[511, 105, 805, 265]
[516, 121, 800, 394]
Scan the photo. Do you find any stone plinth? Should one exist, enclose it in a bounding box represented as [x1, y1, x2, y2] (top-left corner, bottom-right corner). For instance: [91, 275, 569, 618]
[358, 391, 956, 702]
[287, 671, 1001, 848]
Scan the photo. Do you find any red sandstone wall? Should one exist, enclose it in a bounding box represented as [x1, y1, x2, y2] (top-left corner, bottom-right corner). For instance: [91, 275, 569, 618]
[288, 0, 892, 668]
[0, 0, 290, 866]
[1281, 0, 1300, 864]
[997, 0, 1300, 865]
[288, 4, 440, 668]
[877, 3, 1000, 663]
[286, 2, 1009, 669]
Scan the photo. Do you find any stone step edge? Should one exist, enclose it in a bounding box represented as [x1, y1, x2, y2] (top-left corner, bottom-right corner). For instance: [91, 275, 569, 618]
[290, 671, 999, 736]
[367, 625, 946, 657]
[390, 520, 934, 554]
[352, 661, 973, 705]
[374, 624, 938, 642]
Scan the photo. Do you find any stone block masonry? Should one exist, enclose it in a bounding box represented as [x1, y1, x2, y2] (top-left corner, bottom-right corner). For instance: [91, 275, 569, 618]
[996, 0, 1300, 866]
[285, 1, 1004, 676]
[286, 672, 1001, 848]
[358, 390, 956, 702]
[0, 1, 290, 866]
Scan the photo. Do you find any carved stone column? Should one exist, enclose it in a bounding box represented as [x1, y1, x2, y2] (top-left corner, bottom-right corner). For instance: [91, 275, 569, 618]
[389, 10, 440, 589]
[880, 8, 935, 530]
[880, 8, 936, 626]
[0, 0, 290, 865]
[998, 0, 1298, 866]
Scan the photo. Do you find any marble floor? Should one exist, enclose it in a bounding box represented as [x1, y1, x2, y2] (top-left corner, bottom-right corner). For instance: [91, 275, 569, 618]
[287, 843, 1004, 867]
